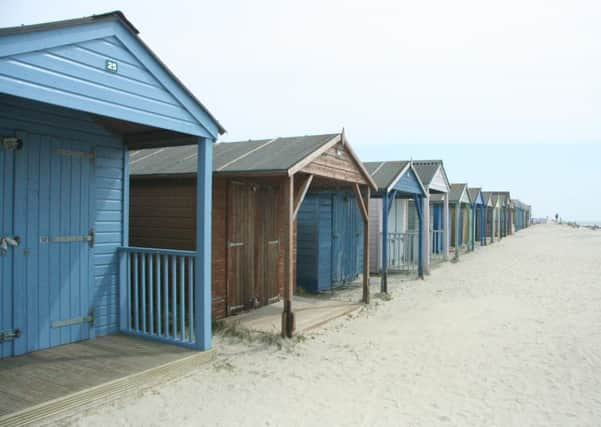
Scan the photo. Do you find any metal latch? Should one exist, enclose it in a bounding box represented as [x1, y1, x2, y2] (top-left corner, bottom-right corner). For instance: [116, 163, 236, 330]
[0, 328, 21, 343]
[1, 137, 23, 151]
[228, 241, 244, 248]
[40, 228, 94, 248]
[0, 235, 20, 256]
[267, 240, 279, 245]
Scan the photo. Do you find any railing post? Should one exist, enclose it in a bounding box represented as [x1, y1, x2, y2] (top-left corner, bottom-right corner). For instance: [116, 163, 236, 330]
[119, 250, 128, 332]
[381, 192, 388, 294]
[194, 137, 213, 350]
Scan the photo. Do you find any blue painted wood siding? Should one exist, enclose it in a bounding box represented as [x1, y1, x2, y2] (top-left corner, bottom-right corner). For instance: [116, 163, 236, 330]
[0, 22, 218, 138]
[0, 94, 124, 340]
[392, 168, 423, 195]
[296, 192, 363, 292]
[296, 194, 332, 292]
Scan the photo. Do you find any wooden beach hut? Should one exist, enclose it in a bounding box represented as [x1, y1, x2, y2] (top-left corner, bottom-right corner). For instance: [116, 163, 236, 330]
[0, 12, 223, 358]
[468, 188, 486, 249]
[130, 132, 377, 337]
[413, 160, 451, 273]
[449, 184, 472, 258]
[491, 192, 511, 238]
[364, 161, 427, 292]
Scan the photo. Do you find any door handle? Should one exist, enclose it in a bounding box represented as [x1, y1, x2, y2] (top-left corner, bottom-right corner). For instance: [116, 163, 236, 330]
[0, 235, 20, 256]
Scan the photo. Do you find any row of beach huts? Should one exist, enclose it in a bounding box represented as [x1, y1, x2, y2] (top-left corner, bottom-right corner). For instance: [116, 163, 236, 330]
[0, 12, 531, 359]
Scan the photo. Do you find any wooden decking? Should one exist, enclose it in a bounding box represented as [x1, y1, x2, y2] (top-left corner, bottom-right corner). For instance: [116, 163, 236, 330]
[0, 335, 214, 426]
[225, 295, 362, 335]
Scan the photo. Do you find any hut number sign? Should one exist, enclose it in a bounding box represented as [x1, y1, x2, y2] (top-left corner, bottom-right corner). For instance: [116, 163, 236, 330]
[105, 59, 118, 73]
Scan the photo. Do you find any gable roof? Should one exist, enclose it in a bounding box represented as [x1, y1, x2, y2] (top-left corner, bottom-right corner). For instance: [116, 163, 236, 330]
[0, 11, 224, 139]
[468, 187, 485, 205]
[131, 133, 377, 188]
[449, 183, 471, 204]
[412, 160, 450, 192]
[363, 161, 426, 196]
[482, 192, 495, 207]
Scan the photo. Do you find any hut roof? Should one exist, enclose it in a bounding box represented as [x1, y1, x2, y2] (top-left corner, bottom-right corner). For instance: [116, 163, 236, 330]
[468, 187, 481, 201]
[130, 133, 377, 188]
[412, 160, 450, 193]
[363, 161, 409, 189]
[0, 11, 225, 138]
[449, 183, 470, 203]
[131, 133, 338, 175]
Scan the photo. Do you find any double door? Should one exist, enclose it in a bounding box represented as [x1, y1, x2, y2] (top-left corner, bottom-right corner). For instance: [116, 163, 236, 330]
[1, 130, 94, 358]
[227, 182, 280, 313]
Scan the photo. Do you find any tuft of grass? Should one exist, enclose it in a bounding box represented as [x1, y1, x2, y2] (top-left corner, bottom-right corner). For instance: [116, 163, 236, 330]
[213, 320, 305, 350]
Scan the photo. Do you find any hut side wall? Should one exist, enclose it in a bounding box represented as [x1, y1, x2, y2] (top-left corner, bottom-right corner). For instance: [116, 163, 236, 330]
[130, 178, 196, 250]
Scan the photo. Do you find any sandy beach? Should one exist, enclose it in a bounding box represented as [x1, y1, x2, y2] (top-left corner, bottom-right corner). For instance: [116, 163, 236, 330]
[68, 223, 601, 427]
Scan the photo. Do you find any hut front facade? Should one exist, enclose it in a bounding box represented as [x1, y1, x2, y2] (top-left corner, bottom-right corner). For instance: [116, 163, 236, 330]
[296, 191, 364, 292]
[468, 188, 486, 249]
[364, 161, 427, 291]
[0, 12, 223, 358]
[130, 133, 376, 337]
[413, 160, 451, 273]
[449, 184, 472, 257]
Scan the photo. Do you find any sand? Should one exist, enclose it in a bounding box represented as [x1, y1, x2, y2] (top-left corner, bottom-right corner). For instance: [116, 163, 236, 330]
[69, 224, 601, 426]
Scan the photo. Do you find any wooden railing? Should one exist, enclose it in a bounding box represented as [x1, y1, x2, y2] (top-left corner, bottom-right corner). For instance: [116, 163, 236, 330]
[119, 247, 196, 346]
[380, 231, 419, 272]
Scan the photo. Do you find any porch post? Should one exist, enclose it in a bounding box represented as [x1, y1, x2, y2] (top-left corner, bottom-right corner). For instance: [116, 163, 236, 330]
[194, 137, 213, 350]
[119, 149, 130, 332]
[443, 193, 450, 260]
[381, 192, 389, 294]
[480, 205, 485, 246]
[423, 191, 431, 274]
[362, 186, 370, 303]
[282, 175, 295, 337]
[413, 194, 424, 279]
[470, 203, 478, 251]
[454, 202, 460, 260]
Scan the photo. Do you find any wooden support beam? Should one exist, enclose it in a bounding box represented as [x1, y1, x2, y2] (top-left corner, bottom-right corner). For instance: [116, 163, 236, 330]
[353, 183, 368, 222]
[362, 186, 370, 304]
[292, 174, 313, 220]
[281, 174, 295, 338]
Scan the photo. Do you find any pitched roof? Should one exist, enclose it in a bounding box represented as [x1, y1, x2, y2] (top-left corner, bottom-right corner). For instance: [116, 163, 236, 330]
[468, 187, 483, 204]
[363, 161, 410, 190]
[131, 133, 339, 175]
[0, 11, 225, 136]
[449, 183, 470, 203]
[412, 160, 441, 185]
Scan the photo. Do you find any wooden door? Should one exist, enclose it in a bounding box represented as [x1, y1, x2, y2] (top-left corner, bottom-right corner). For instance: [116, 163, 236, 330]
[227, 182, 256, 312]
[255, 185, 280, 305]
[0, 130, 17, 358]
[2, 131, 95, 357]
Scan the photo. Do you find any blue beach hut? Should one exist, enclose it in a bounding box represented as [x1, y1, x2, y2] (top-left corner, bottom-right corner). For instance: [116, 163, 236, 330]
[0, 12, 223, 358]
[468, 188, 486, 249]
[364, 161, 427, 292]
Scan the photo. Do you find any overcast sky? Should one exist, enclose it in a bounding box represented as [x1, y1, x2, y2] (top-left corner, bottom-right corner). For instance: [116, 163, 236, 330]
[2, 1, 600, 221]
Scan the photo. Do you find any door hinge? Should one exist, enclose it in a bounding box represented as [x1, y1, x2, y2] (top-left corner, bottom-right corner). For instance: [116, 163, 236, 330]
[0, 328, 21, 343]
[228, 241, 244, 248]
[51, 310, 94, 328]
[55, 148, 96, 160]
[1, 137, 23, 151]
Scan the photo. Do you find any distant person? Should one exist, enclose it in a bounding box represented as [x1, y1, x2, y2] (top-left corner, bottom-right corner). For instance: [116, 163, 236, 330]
[555, 213, 559, 222]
